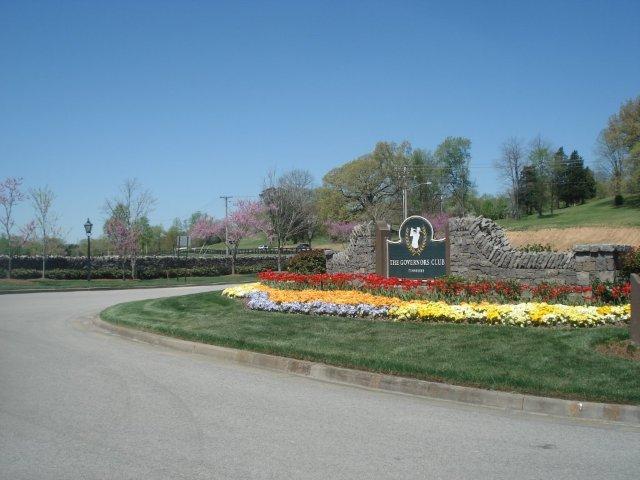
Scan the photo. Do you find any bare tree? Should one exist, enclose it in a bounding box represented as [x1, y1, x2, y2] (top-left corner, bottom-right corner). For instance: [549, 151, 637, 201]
[0, 177, 26, 278]
[30, 186, 60, 278]
[596, 130, 627, 196]
[261, 170, 314, 271]
[103, 179, 156, 278]
[494, 137, 527, 218]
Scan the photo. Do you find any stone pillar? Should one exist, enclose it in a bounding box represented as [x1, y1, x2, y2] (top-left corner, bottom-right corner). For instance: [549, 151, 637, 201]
[631, 274, 640, 344]
[375, 221, 390, 277]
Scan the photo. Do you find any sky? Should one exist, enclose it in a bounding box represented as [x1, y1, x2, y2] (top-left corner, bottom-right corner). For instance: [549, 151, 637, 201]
[1, 0, 639, 241]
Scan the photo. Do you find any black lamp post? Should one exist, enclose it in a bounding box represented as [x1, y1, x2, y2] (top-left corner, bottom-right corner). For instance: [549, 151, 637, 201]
[84, 218, 93, 281]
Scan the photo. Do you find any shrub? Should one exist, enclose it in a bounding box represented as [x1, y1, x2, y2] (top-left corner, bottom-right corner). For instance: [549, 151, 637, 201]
[614, 194, 624, 206]
[621, 247, 640, 279]
[287, 250, 327, 274]
[11, 269, 40, 279]
[518, 243, 553, 253]
[45, 269, 86, 280]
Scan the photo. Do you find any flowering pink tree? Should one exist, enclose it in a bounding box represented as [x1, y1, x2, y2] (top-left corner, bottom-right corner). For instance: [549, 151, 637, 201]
[189, 214, 220, 253]
[324, 221, 358, 243]
[104, 218, 141, 279]
[216, 200, 270, 275]
[422, 212, 449, 239]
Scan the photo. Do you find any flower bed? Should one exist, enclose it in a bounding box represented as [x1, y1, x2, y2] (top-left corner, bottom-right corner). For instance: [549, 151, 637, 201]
[222, 283, 631, 328]
[257, 271, 631, 305]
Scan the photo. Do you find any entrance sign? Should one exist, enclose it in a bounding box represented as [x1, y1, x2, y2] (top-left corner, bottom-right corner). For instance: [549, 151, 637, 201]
[386, 216, 448, 279]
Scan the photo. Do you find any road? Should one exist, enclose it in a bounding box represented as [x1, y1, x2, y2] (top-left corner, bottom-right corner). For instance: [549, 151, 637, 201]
[1, 287, 639, 479]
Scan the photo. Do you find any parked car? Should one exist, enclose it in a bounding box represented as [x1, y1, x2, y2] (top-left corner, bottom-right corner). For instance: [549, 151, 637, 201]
[295, 243, 311, 252]
[258, 244, 269, 250]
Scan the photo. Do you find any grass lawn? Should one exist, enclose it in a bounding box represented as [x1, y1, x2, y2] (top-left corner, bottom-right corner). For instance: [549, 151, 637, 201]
[101, 291, 640, 405]
[202, 234, 345, 252]
[497, 195, 640, 231]
[0, 274, 256, 292]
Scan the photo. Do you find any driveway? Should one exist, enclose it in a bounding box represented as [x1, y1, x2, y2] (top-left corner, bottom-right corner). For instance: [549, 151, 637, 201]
[1, 287, 638, 479]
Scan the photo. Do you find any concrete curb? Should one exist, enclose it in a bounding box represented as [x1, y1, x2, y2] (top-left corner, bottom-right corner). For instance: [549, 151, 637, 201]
[0, 281, 251, 295]
[94, 316, 640, 426]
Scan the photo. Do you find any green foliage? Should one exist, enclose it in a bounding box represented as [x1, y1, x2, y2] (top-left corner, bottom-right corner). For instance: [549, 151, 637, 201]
[518, 243, 553, 253]
[10, 269, 40, 279]
[287, 249, 327, 274]
[621, 247, 640, 279]
[470, 194, 509, 220]
[518, 165, 545, 216]
[614, 194, 624, 206]
[435, 137, 474, 215]
[322, 141, 408, 221]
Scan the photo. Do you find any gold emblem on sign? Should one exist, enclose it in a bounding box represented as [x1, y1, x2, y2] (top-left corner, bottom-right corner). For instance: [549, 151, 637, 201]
[404, 225, 428, 256]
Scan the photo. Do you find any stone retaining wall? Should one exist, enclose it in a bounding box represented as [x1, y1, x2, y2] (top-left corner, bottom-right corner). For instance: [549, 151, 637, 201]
[326, 222, 375, 274]
[449, 217, 629, 285]
[327, 216, 631, 285]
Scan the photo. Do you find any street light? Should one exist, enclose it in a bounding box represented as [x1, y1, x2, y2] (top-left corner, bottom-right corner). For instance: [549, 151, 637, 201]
[84, 218, 93, 282]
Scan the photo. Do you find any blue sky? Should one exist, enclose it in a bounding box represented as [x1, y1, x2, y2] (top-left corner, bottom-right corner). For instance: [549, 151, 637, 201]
[1, 0, 639, 241]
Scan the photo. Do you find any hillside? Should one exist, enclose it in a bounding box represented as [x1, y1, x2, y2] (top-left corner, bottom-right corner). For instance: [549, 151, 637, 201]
[497, 195, 640, 231]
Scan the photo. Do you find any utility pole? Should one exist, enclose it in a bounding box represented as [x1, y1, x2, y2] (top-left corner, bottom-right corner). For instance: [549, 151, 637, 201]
[220, 195, 233, 255]
[402, 165, 408, 220]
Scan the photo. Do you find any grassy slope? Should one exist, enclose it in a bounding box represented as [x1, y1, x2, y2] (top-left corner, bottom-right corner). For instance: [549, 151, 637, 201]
[0, 274, 256, 291]
[203, 235, 344, 251]
[497, 195, 640, 231]
[101, 291, 640, 404]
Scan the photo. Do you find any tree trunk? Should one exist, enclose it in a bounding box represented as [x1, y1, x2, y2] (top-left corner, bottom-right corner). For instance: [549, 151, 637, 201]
[7, 253, 11, 279]
[131, 256, 136, 279]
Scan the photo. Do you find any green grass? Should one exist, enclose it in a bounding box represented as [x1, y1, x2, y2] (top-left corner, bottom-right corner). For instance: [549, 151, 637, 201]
[202, 234, 343, 251]
[497, 195, 640, 230]
[101, 291, 640, 404]
[0, 274, 256, 292]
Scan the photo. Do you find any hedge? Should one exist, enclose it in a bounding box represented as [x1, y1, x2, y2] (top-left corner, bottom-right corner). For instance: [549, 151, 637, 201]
[0, 255, 288, 280]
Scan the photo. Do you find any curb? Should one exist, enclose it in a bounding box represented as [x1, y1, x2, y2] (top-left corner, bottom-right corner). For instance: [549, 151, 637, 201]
[0, 281, 252, 295]
[94, 316, 640, 426]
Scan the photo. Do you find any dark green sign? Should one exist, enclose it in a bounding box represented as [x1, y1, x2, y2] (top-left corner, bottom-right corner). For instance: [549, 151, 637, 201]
[387, 216, 447, 279]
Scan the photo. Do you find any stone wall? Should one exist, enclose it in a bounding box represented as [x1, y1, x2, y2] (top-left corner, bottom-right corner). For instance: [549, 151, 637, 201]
[449, 217, 630, 285]
[327, 216, 631, 285]
[326, 222, 376, 274]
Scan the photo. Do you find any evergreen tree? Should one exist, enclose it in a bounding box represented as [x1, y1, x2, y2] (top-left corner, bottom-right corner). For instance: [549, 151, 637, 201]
[518, 165, 544, 216]
[551, 147, 567, 210]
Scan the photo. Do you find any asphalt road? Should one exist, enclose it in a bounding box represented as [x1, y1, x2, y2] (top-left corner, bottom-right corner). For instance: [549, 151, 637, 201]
[1, 287, 639, 480]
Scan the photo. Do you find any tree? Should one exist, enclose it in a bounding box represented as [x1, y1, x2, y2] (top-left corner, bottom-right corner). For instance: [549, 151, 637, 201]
[550, 147, 568, 211]
[29, 186, 60, 278]
[494, 137, 526, 218]
[189, 214, 220, 253]
[103, 179, 156, 278]
[104, 218, 140, 279]
[0, 177, 28, 278]
[323, 141, 410, 221]
[262, 170, 314, 271]
[215, 200, 269, 275]
[598, 96, 640, 195]
[528, 135, 553, 215]
[558, 150, 595, 206]
[596, 130, 626, 196]
[517, 166, 545, 216]
[435, 137, 473, 215]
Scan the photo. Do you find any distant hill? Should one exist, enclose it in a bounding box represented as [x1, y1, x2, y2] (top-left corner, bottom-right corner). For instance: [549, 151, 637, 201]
[497, 195, 640, 231]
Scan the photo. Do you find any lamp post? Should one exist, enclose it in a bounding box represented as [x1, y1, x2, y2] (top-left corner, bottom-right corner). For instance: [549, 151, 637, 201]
[84, 218, 93, 282]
